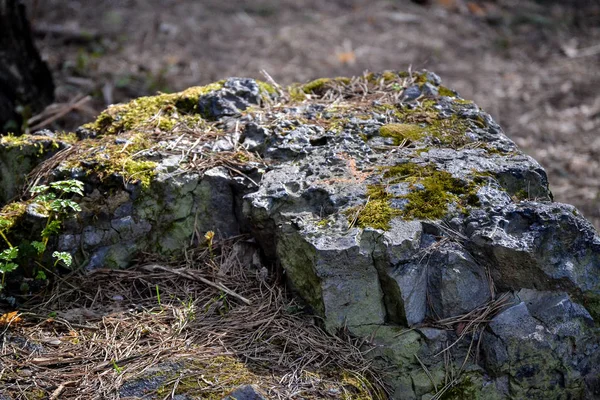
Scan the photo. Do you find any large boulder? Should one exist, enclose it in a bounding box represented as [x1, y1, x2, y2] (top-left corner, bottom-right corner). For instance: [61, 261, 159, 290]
[1, 71, 599, 399]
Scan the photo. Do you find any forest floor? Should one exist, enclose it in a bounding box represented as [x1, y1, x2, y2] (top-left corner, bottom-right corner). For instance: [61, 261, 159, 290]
[1, 240, 385, 399]
[23, 0, 600, 228]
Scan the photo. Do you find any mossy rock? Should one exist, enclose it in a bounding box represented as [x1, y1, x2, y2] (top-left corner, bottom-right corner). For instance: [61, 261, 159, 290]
[0, 71, 598, 400]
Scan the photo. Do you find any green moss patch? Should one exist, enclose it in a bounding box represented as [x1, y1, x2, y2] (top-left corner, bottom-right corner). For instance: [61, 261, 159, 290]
[0, 202, 27, 226]
[345, 185, 401, 230]
[83, 79, 282, 136]
[0, 132, 74, 151]
[438, 85, 457, 97]
[393, 102, 477, 149]
[370, 99, 483, 150]
[64, 79, 280, 189]
[380, 123, 426, 145]
[303, 77, 351, 94]
[346, 163, 481, 229]
[65, 133, 157, 188]
[440, 375, 480, 400]
[386, 163, 480, 220]
[288, 77, 353, 101]
[1, 133, 34, 147]
[366, 70, 409, 85]
[0, 202, 28, 246]
[154, 356, 374, 400]
[83, 82, 225, 135]
[257, 81, 277, 96]
[156, 356, 255, 399]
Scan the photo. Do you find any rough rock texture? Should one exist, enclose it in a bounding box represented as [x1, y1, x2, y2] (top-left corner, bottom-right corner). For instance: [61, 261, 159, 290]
[1, 71, 600, 399]
[222, 385, 268, 400]
[0, 131, 70, 203]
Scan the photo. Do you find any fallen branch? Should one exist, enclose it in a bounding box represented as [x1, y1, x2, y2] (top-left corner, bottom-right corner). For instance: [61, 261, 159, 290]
[28, 95, 91, 132]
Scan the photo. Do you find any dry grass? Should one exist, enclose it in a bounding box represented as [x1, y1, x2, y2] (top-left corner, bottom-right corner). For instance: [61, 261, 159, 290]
[423, 293, 512, 400]
[0, 237, 387, 399]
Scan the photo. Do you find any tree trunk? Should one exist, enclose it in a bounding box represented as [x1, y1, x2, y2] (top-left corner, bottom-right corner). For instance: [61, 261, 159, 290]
[0, 0, 54, 134]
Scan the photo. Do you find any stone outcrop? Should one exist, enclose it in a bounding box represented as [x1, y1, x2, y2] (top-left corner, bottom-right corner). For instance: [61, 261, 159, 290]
[1, 71, 600, 399]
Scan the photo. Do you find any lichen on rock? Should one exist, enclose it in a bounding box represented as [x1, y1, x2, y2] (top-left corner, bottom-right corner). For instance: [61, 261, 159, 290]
[1, 70, 600, 399]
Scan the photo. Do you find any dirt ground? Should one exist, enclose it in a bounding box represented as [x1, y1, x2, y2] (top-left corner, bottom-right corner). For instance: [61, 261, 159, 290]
[23, 0, 600, 228]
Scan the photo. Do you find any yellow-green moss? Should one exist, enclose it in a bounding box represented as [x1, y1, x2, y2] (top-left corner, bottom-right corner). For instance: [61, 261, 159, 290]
[381, 71, 400, 82]
[86, 153, 157, 190]
[156, 356, 256, 399]
[366, 70, 401, 83]
[380, 123, 426, 145]
[384, 163, 479, 220]
[65, 133, 157, 188]
[341, 370, 384, 400]
[155, 356, 375, 400]
[0, 133, 30, 146]
[316, 219, 330, 228]
[121, 159, 157, 188]
[23, 388, 46, 400]
[346, 163, 481, 229]
[437, 85, 456, 97]
[345, 185, 401, 230]
[392, 101, 476, 149]
[0, 202, 27, 244]
[0, 133, 65, 153]
[366, 70, 405, 85]
[177, 83, 226, 104]
[55, 131, 79, 143]
[0, 202, 27, 223]
[257, 81, 277, 96]
[413, 72, 430, 85]
[288, 85, 307, 102]
[302, 78, 330, 93]
[83, 81, 225, 135]
[441, 376, 479, 400]
[302, 77, 352, 95]
[401, 172, 469, 220]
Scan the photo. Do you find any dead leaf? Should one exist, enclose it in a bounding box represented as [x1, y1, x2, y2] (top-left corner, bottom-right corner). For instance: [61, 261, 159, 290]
[437, 0, 457, 10]
[467, 2, 486, 17]
[456, 321, 467, 335]
[42, 338, 63, 346]
[336, 51, 356, 65]
[0, 311, 22, 326]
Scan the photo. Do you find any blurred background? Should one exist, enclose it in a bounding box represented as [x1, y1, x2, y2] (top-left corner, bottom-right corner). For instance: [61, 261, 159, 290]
[22, 0, 600, 228]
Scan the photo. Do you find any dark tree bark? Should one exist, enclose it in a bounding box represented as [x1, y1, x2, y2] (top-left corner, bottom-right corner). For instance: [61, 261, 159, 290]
[0, 0, 54, 134]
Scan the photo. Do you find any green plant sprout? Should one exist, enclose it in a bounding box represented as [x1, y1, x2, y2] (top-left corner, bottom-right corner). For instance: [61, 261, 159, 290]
[205, 230, 215, 260]
[0, 218, 14, 248]
[0, 247, 19, 290]
[0, 179, 83, 294]
[31, 179, 83, 251]
[52, 251, 73, 268]
[156, 284, 162, 308]
[111, 359, 123, 374]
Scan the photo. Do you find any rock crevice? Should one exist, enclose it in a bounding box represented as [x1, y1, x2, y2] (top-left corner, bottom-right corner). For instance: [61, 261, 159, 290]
[1, 72, 599, 399]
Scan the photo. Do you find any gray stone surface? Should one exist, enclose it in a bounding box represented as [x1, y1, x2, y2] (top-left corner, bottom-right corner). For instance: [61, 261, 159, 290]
[2, 72, 600, 399]
[222, 385, 267, 400]
[199, 78, 262, 119]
